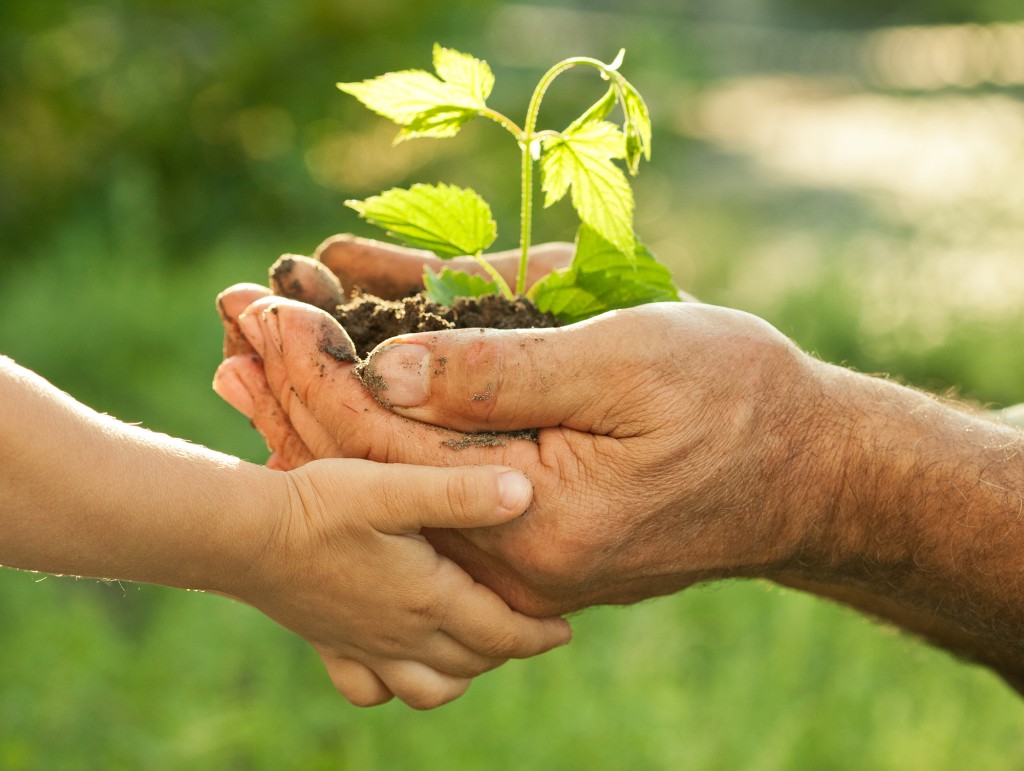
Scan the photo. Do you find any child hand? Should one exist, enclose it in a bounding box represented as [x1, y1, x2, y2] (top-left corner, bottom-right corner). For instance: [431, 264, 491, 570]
[234, 458, 572, 710]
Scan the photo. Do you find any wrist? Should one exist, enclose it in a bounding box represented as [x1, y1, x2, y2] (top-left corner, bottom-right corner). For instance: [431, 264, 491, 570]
[185, 461, 293, 597]
[0, 355, 294, 594]
[775, 363, 925, 582]
[769, 373, 1024, 680]
[779, 363, 1024, 598]
[724, 349, 854, 577]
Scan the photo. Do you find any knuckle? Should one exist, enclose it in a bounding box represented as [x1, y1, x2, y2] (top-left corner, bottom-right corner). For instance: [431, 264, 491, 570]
[445, 472, 484, 523]
[376, 632, 408, 654]
[325, 658, 393, 708]
[409, 592, 447, 625]
[463, 382, 511, 425]
[379, 432, 409, 465]
[478, 626, 522, 658]
[461, 338, 505, 398]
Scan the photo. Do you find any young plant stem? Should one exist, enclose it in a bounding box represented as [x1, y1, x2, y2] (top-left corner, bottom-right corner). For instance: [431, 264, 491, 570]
[517, 139, 535, 296]
[516, 56, 623, 295]
[471, 253, 515, 300]
[478, 108, 524, 140]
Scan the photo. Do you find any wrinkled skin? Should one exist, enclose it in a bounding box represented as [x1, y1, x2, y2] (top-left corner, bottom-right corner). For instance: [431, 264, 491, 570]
[215, 235, 1024, 695]
[214, 236, 828, 616]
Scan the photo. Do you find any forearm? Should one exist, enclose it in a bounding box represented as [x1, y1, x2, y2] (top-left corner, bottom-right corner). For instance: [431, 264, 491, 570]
[781, 362, 1024, 665]
[0, 355, 281, 592]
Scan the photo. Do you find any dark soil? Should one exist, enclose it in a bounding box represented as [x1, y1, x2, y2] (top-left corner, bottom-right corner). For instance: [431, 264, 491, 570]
[324, 290, 556, 449]
[334, 292, 560, 360]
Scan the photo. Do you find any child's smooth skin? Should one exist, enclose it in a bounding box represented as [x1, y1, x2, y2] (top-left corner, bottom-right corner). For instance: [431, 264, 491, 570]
[0, 356, 571, 709]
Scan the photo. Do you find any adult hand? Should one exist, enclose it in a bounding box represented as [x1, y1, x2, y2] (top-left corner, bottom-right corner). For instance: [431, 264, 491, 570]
[216, 293, 1024, 692]
[215, 293, 832, 616]
[215, 234, 692, 469]
[215, 235, 574, 469]
[215, 236, 1024, 691]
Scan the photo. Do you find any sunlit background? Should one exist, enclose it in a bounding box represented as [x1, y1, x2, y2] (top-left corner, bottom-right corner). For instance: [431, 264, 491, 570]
[2, 1, 1023, 768]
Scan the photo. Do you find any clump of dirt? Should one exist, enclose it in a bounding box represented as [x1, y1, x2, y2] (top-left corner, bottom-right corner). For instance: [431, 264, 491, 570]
[334, 292, 559, 359]
[331, 291, 555, 449]
[441, 429, 539, 450]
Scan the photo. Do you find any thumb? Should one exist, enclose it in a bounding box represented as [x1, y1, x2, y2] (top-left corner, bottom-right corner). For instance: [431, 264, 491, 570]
[358, 309, 645, 434]
[317, 461, 536, 534]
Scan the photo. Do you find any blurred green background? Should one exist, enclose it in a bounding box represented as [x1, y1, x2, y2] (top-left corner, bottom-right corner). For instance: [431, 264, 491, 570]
[2, 0, 1024, 768]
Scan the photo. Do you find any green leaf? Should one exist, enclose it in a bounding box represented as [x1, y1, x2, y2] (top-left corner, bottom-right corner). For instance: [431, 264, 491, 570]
[397, 107, 477, 141]
[423, 267, 499, 305]
[538, 138, 574, 208]
[337, 71, 477, 124]
[346, 183, 497, 258]
[531, 224, 680, 324]
[432, 44, 494, 104]
[337, 45, 492, 142]
[567, 86, 618, 133]
[540, 121, 634, 254]
[615, 77, 652, 175]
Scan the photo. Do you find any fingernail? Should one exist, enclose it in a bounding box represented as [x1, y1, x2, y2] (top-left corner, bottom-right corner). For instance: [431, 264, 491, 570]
[261, 305, 283, 352]
[237, 312, 264, 354]
[213, 368, 256, 418]
[365, 344, 431, 407]
[316, 317, 358, 364]
[497, 469, 532, 512]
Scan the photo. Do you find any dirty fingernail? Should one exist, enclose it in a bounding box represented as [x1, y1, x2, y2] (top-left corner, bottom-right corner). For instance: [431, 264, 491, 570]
[366, 343, 431, 407]
[261, 305, 283, 352]
[270, 254, 344, 312]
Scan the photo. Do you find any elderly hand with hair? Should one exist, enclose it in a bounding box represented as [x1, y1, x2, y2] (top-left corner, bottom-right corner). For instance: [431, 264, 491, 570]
[215, 234, 1024, 696]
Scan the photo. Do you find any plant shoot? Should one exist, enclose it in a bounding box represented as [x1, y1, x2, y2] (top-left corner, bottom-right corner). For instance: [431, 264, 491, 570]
[338, 45, 680, 323]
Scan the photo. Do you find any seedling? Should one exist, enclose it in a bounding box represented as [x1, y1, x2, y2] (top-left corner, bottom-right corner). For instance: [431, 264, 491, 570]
[338, 45, 680, 323]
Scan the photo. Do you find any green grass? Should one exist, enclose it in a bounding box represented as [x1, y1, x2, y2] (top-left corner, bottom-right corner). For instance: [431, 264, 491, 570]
[1, 573, 1022, 770]
[2, 139, 1023, 771]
